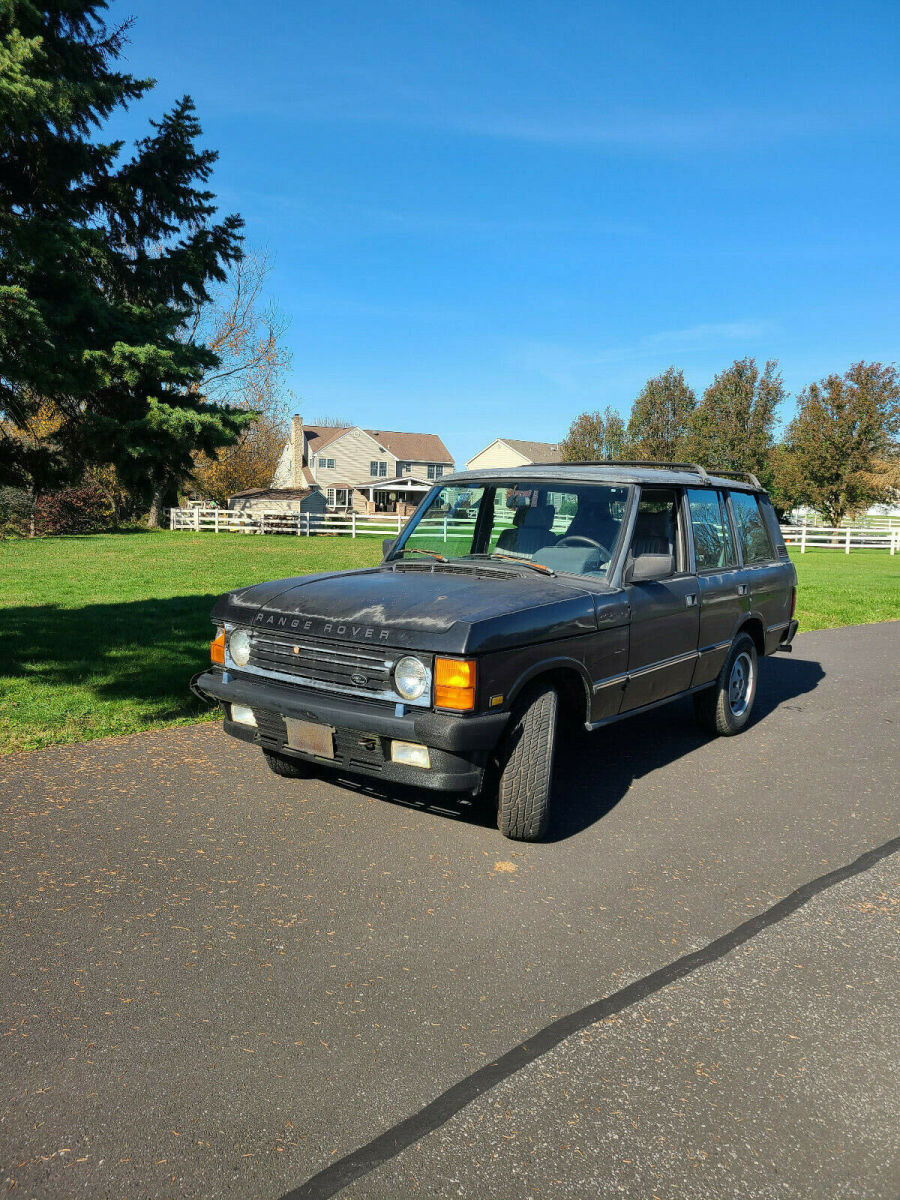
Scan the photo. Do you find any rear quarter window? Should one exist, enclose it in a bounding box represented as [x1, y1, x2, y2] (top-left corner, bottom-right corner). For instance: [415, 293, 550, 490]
[687, 488, 736, 571]
[729, 491, 775, 564]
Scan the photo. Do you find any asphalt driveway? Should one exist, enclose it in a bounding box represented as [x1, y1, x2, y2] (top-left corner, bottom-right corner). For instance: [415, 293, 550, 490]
[1, 623, 897, 1199]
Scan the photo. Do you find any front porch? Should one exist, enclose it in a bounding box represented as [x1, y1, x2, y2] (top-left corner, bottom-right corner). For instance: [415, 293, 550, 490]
[356, 475, 433, 515]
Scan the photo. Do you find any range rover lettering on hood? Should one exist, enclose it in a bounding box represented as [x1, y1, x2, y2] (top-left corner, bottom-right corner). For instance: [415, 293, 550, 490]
[254, 612, 390, 641]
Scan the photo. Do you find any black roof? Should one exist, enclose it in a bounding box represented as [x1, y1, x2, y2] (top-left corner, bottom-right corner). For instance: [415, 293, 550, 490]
[441, 460, 765, 492]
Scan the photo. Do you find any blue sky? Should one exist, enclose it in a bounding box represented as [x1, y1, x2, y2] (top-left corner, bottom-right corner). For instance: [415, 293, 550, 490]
[107, 0, 899, 467]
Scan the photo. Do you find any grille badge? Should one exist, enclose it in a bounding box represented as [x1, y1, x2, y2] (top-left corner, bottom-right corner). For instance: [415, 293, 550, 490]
[350, 672, 368, 687]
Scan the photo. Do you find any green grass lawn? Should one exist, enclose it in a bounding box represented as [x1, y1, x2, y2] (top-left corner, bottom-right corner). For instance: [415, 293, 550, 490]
[1, 533, 897, 754]
[787, 547, 900, 630]
[0, 531, 383, 754]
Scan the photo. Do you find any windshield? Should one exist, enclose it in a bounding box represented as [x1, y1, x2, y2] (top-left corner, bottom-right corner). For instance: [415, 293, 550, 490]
[389, 481, 630, 578]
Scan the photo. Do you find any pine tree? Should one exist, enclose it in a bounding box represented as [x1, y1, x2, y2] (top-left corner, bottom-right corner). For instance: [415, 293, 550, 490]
[689, 358, 784, 484]
[0, 2, 252, 521]
[626, 366, 696, 462]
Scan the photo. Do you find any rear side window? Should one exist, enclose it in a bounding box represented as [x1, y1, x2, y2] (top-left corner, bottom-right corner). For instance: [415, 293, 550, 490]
[729, 491, 775, 564]
[687, 488, 736, 570]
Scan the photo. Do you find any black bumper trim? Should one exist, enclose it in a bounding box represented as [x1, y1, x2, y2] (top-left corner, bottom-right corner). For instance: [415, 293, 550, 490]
[191, 670, 509, 754]
[221, 717, 484, 793]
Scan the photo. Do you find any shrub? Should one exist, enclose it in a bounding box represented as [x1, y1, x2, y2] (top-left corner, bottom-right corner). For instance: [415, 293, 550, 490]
[34, 484, 115, 535]
[0, 487, 33, 537]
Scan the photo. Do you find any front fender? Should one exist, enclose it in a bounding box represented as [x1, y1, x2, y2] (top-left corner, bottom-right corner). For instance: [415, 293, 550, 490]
[504, 655, 593, 720]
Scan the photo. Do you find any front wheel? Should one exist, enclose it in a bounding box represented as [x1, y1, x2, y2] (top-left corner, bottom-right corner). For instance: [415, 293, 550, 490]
[496, 684, 558, 841]
[694, 633, 758, 736]
[262, 749, 313, 778]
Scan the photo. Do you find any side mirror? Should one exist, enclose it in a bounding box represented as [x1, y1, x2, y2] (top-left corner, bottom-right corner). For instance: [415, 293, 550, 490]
[623, 552, 675, 584]
[382, 537, 396, 559]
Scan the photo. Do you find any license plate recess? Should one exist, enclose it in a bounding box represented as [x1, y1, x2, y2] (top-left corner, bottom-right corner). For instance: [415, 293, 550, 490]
[284, 717, 335, 759]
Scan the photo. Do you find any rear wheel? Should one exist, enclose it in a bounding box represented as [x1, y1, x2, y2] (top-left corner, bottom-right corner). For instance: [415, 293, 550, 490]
[496, 684, 558, 841]
[693, 633, 758, 736]
[262, 749, 313, 778]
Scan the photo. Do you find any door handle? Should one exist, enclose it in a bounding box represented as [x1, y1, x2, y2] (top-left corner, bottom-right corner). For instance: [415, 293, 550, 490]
[685, 593, 698, 607]
[737, 583, 749, 596]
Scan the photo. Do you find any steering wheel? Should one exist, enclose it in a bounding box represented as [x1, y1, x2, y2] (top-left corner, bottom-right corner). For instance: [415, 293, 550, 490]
[555, 535, 611, 561]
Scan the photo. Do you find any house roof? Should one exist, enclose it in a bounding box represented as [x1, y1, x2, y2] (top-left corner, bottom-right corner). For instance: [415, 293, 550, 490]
[303, 425, 453, 464]
[370, 429, 453, 463]
[500, 439, 562, 463]
[353, 475, 433, 489]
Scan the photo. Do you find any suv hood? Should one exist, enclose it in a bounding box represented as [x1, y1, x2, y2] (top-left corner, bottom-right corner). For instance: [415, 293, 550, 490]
[213, 563, 619, 655]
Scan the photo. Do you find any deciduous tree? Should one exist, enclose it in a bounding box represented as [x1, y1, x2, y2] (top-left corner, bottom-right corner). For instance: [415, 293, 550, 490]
[559, 406, 627, 462]
[689, 358, 784, 483]
[190, 252, 292, 504]
[626, 367, 696, 461]
[785, 362, 900, 525]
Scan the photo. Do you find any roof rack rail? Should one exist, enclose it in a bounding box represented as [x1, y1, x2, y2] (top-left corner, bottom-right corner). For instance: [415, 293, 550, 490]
[555, 459, 712, 482]
[706, 466, 763, 489]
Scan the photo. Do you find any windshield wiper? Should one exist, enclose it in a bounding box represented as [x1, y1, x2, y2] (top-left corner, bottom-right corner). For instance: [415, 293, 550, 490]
[468, 553, 556, 577]
[400, 547, 449, 563]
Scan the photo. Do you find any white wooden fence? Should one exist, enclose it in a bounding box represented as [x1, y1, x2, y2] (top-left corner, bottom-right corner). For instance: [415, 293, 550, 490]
[169, 509, 899, 554]
[169, 507, 410, 537]
[169, 508, 526, 542]
[780, 525, 899, 554]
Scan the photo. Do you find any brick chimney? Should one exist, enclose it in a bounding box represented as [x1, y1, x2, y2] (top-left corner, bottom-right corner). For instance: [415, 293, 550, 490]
[291, 414, 304, 487]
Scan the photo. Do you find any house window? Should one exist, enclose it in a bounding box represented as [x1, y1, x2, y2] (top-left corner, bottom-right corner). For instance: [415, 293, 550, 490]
[398, 462, 410, 475]
[427, 464, 445, 480]
[435, 465, 444, 479]
[326, 458, 336, 470]
[370, 460, 387, 477]
[427, 465, 435, 480]
[326, 488, 349, 508]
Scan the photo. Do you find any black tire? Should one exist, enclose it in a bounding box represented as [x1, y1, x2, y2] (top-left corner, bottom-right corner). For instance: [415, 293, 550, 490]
[496, 684, 558, 841]
[693, 632, 758, 736]
[262, 749, 313, 778]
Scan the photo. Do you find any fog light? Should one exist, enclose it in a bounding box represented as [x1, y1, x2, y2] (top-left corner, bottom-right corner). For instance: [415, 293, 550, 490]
[390, 740, 431, 769]
[230, 703, 257, 727]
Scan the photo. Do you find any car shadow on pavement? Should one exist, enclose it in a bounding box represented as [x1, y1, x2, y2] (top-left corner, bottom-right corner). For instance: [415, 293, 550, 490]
[330, 653, 827, 843]
[546, 652, 826, 841]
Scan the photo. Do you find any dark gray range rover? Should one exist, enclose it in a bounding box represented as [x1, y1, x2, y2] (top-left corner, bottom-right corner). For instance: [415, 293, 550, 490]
[192, 462, 798, 840]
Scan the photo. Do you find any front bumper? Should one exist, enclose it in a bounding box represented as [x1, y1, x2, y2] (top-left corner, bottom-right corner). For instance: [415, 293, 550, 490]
[191, 669, 509, 794]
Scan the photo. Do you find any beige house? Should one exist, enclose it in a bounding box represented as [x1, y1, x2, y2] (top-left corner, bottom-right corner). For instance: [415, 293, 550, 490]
[230, 416, 454, 515]
[466, 438, 562, 471]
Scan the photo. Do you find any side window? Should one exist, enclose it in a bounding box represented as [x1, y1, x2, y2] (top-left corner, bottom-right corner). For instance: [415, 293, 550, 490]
[630, 488, 685, 571]
[729, 491, 775, 564]
[687, 488, 736, 571]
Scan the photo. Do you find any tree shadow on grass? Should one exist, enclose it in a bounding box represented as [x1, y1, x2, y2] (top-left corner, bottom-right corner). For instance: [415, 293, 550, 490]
[2, 595, 219, 723]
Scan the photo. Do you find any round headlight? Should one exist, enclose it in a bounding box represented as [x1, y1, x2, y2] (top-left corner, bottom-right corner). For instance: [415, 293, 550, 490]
[229, 628, 252, 667]
[394, 655, 428, 701]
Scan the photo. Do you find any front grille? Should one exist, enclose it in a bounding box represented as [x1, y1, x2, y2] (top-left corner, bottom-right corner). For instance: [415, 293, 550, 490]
[238, 631, 431, 706]
[250, 634, 393, 691]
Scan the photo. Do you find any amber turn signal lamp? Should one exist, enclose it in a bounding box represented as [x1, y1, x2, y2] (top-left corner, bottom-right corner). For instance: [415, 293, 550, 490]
[434, 658, 476, 711]
[210, 629, 226, 665]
